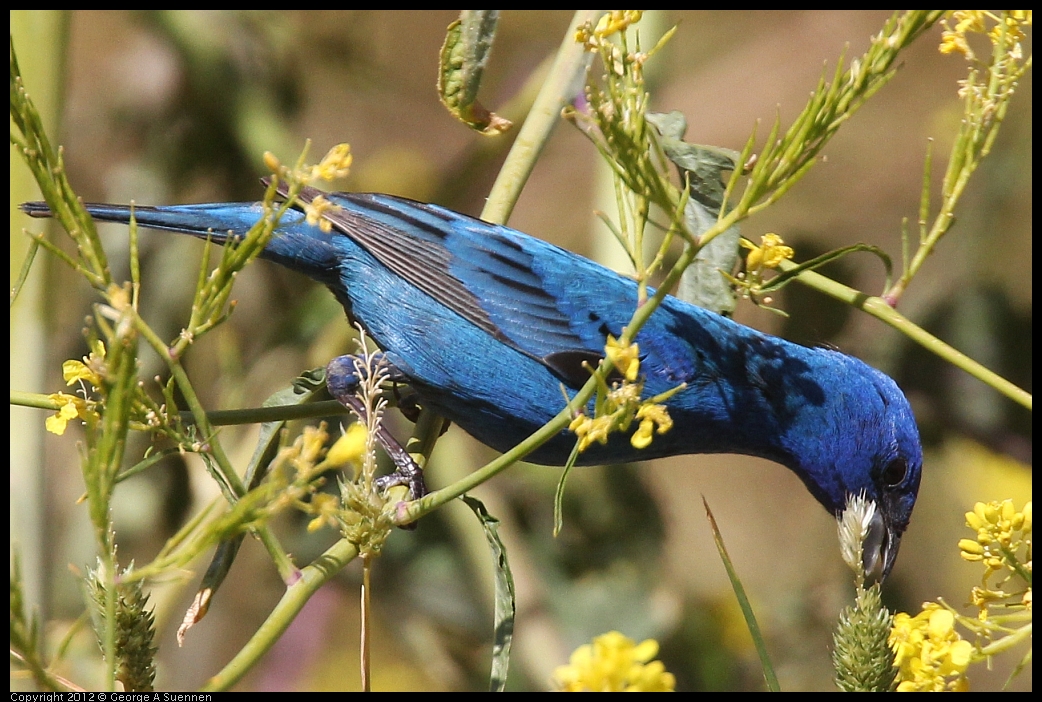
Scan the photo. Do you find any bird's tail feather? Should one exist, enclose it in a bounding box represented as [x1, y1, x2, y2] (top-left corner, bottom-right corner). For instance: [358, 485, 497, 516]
[20, 201, 271, 244]
[21, 199, 349, 288]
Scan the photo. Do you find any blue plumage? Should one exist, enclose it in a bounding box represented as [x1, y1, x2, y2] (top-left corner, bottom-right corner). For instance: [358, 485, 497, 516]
[22, 185, 922, 579]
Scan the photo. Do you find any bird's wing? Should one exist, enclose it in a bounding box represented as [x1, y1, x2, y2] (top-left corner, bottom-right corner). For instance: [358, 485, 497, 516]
[279, 183, 615, 386]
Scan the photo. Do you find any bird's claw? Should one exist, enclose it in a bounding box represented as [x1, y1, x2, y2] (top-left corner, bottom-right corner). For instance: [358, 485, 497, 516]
[374, 467, 427, 502]
[326, 353, 429, 511]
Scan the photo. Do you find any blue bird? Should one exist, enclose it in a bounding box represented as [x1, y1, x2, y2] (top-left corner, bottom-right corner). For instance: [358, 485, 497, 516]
[22, 183, 921, 580]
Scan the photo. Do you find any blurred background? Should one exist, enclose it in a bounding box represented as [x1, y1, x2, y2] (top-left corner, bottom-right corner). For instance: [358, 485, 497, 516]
[10, 10, 1031, 691]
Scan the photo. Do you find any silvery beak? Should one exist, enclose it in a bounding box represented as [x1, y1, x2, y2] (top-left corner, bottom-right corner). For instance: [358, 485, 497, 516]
[862, 508, 900, 583]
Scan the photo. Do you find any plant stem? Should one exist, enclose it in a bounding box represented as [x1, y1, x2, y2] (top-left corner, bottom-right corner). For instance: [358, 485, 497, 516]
[202, 538, 360, 691]
[482, 10, 600, 224]
[779, 261, 1031, 410]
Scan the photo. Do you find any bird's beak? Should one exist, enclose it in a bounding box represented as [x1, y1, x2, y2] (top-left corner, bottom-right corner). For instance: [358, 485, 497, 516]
[862, 508, 900, 583]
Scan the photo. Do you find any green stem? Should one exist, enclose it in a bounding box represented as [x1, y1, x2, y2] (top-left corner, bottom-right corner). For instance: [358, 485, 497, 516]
[134, 314, 297, 581]
[179, 401, 349, 426]
[361, 554, 372, 692]
[402, 389, 589, 521]
[10, 390, 65, 411]
[400, 10, 602, 512]
[975, 622, 1033, 658]
[482, 10, 601, 224]
[103, 558, 117, 691]
[132, 316, 243, 498]
[201, 538, 360, 691]
[777, 262, 1031, 410]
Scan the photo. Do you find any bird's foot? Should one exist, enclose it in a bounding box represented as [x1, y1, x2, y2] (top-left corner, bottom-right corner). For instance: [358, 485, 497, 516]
[326, 354, 428, 504]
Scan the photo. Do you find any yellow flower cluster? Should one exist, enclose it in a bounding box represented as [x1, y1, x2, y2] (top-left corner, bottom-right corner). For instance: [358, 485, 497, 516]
[46, 344, 107, 435]
[553, 631, 675, 692]
[309, 143, 353, 183]
[940, 10, 1032, 60]
[290, 423, 331, 469]
[303, 423, 372, 531]
[303, 144, 354, 230]
[304, 194, 338, 233]
[889, 604, 973, 692]
[306, 492, 341, 533]
[959, 500, 1032, 573]
[889, 499, 1031, 691]
[958, 499, 1032, 618]
[569, 383, 632, 451]
[575, 11, 644, 48]
[605, 334, 640, 381]
[744, 233, 794, 273]
[569, 336, 678, 452]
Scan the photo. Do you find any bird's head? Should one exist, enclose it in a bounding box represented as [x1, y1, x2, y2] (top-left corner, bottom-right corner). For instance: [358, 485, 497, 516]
[779, 352, 922, 582]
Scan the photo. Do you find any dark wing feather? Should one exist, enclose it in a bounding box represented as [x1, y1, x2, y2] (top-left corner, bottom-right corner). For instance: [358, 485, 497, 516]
[275, 182, 601, 385]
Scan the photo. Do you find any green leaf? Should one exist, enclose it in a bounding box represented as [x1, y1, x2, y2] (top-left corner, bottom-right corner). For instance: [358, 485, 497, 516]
[677, 198, 741, 316]
[462, 494, 516, 692]
[244, 366, 329, 489]
[704, 496, 780, 691]
[649, 111, 742, 315]
[648, 111, 740, 210]
[553, 441, 582, 537]
[438, 11, 512, 135]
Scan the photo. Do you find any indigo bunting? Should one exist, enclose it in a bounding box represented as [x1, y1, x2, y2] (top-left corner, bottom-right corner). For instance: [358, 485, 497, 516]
[23, 183, 921, 580]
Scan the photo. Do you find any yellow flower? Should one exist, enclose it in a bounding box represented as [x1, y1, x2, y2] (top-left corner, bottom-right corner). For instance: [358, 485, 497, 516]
[594, 11, 643, 39]
[63, 359, 97, 387]
[629, 420, 653, 450]
[961, 499, 1031, 572]
[263, 150, 283, 174]
[576, 11, 643, 50]
[325, 423, 368, 469]
[290, 422, 331, 470]
[958, 499, 1032, 621]
[569, 337, 681, 454]
[45, 393, 88, 436]
[889, 604, 972, 692]
[569, 414, 614, 452]
[745, 233, 794, 272]
[631, 403, 672, 450]
[939, 10, 984, 57]
[630, 419, 654, 450]
[62, 343, 107, 388]
[939, 31, 971, 57]
[969, 586, 1006, 616]
[605, 334, 640, 381]
[304, 194, 338, 233]
[553, 631, 675, 692]
[306, 493, 341, 533]
[310, 143, 353, 183]
[606, 381, 643, 408]
[940, 10, 1032, 59]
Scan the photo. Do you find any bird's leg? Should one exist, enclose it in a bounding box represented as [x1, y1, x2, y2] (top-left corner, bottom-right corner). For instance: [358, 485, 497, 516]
[325, 354, 427, 502]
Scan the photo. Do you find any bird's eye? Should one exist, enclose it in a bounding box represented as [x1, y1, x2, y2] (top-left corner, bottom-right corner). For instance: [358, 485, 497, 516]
[881, 458, 908, 488]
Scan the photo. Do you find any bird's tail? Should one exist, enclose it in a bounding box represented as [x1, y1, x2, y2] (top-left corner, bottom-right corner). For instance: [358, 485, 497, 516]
[20, 199, 346, 288]
[20, 200, 273, 245]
